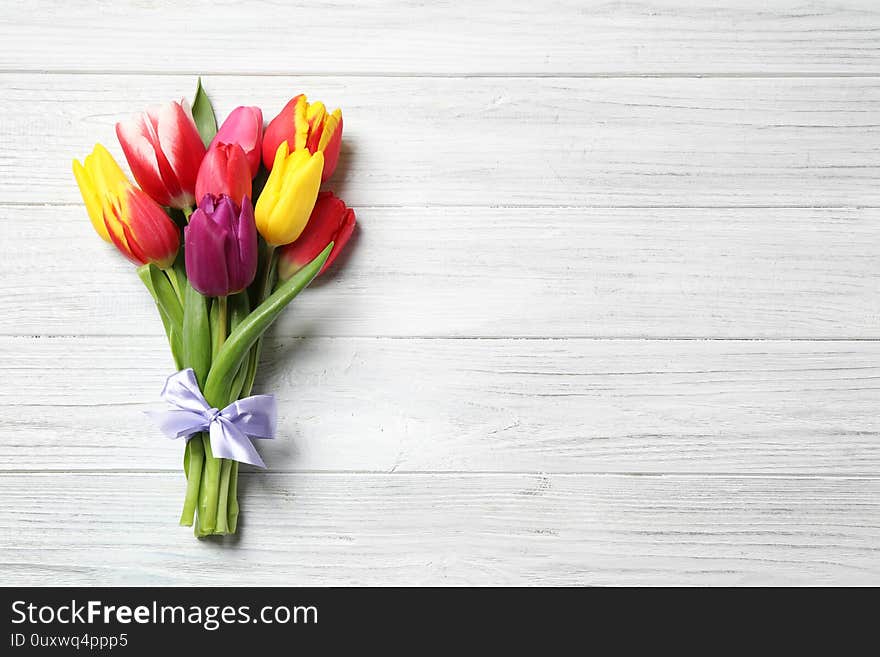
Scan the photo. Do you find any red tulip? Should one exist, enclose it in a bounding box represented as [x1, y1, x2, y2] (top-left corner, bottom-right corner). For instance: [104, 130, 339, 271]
[103, 182, 180, 269]
[277, 191, 355, 280]
[210, 106, 263, 177]
[116, 100, 206, 209]
[262, 95, 342, 182]
[195, 143, 252, 207]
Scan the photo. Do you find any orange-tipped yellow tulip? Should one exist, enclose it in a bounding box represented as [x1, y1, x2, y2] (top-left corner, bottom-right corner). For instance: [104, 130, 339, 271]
[73, 144, 180, 269]
[262, 94, 342, 182]
[72, 144, 129, 242]
[254, 142, 324, 246]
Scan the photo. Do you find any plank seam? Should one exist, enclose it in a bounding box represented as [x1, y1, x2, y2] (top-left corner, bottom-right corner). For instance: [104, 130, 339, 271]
[6, 70, 880, 79]
[1, 469, 878, 479]
[8, 202, 880, 210]
[2, 335, 879, 342]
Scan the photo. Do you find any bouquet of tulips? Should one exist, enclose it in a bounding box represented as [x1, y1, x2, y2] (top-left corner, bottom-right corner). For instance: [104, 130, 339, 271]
[72, 80, 356, 537]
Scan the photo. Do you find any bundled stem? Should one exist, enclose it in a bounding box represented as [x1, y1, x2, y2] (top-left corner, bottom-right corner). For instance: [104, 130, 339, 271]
[179, 437, 204, 525]
[144, 240, 332, 537]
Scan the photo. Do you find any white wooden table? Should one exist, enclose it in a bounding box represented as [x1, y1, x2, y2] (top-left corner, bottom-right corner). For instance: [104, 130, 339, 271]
[1, 1, 878, 585]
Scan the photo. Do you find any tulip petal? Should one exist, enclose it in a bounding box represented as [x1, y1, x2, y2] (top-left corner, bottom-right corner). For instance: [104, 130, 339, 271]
[261, 95, 301, 170]
[268, 151, 321, 245]
[157, 102, 206, 208]
[117, 117, 173, 206]
[278, 192, 356, 279]
[213, 106, 263, 176]
[318, 111, 343, 181]
[322, 207, 356, 275]
[72, 158, 110, 241]
[195, 143, 252, 206]
[127, 187, 180, 269]
[184, 195, 257, 297]
[103, 193, 135, 263]
[186, 209, 229, 296]
[292, 95, 310, 152]
[229, 196, 258, 293]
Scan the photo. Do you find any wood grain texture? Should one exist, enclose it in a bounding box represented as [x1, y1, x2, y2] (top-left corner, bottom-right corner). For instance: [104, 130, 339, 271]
[3, 74, 880, 207]
[2, 336, 878, 474]
[3, 205, 878, 338]
[3, 1, 880, 75]
[1, 3, 878, 586]
[0, 473, 877, 586]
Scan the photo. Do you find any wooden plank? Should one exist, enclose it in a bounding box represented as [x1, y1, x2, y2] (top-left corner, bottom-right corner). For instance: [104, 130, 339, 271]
[2, 336, 878, 474]
[3, 74, 880, 207]
[0, 472, 876, 585]
[3, 2, 880, 75]
[3, 205, 877, 338]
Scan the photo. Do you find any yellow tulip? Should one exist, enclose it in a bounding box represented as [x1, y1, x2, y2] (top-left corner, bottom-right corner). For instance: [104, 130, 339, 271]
[254, 142, 324, 246]
[73, 144, 180, 268]
[72, 144, 129, 242]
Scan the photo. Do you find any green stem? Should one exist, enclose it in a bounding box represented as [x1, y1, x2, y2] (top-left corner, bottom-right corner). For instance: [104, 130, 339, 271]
[209, 295, 230, 535]
[222, 292, 249, 535]
[197, 434, 221, 536]
[182, 205, 195, 222]
[212, 296, 228, 359]
[181, 276, 213, 535]
[179, 438, 204, 526]
[227, 462, 239, 533]
[261, 246, 278, 301]
[215, 459, 233, 534]
[183, 281, 212, 389]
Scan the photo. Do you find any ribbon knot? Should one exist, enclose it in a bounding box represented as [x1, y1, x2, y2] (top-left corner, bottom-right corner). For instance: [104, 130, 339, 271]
[147, 368, 276, 468]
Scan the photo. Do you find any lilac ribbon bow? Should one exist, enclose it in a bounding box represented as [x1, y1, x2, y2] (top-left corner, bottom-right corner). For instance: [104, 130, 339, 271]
[148, 369, 276, 468]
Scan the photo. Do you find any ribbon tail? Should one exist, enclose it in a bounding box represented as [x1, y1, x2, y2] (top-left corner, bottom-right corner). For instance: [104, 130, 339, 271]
[221, 395, 277, 439]
[210, 418, 267, 469]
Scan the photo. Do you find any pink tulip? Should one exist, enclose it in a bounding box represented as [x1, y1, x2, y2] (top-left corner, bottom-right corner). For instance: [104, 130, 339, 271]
[116, 100, 206, 209]
[195, 143, 252, 207]
[210, 106, 263, 177]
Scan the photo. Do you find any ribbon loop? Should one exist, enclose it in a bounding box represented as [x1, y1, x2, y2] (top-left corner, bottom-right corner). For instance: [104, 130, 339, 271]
[148, 368, 276, 468]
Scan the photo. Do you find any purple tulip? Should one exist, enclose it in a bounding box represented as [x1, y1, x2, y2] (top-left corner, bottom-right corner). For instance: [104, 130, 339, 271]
[185, 194, 258, 297]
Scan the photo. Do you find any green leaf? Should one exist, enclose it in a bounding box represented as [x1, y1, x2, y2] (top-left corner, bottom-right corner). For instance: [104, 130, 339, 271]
[138, 264, 184, 367]
[148, 266, 183, 328]
[203, 243, 333, 407]
[226, 291, 252, 402]
[228, 290, 250, 332]
[192, 77, 217, 148]
[182, 280, 212, 388]
[161, 308, 184, 370]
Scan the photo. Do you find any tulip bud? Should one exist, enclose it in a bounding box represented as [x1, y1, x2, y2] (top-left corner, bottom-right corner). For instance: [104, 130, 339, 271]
[72, 143, 129, 242]
[262, 94, 342, 181]
[195, 143, 252, 207]
[116, 99, 206, 209]
[254, 142, 324, 246]
[74, 143, 180, 269]
[185, 195, 258, 297]
[278, 192, 356, 280]
[210, 106, 263, 177]
[103, 181, 181, 269]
